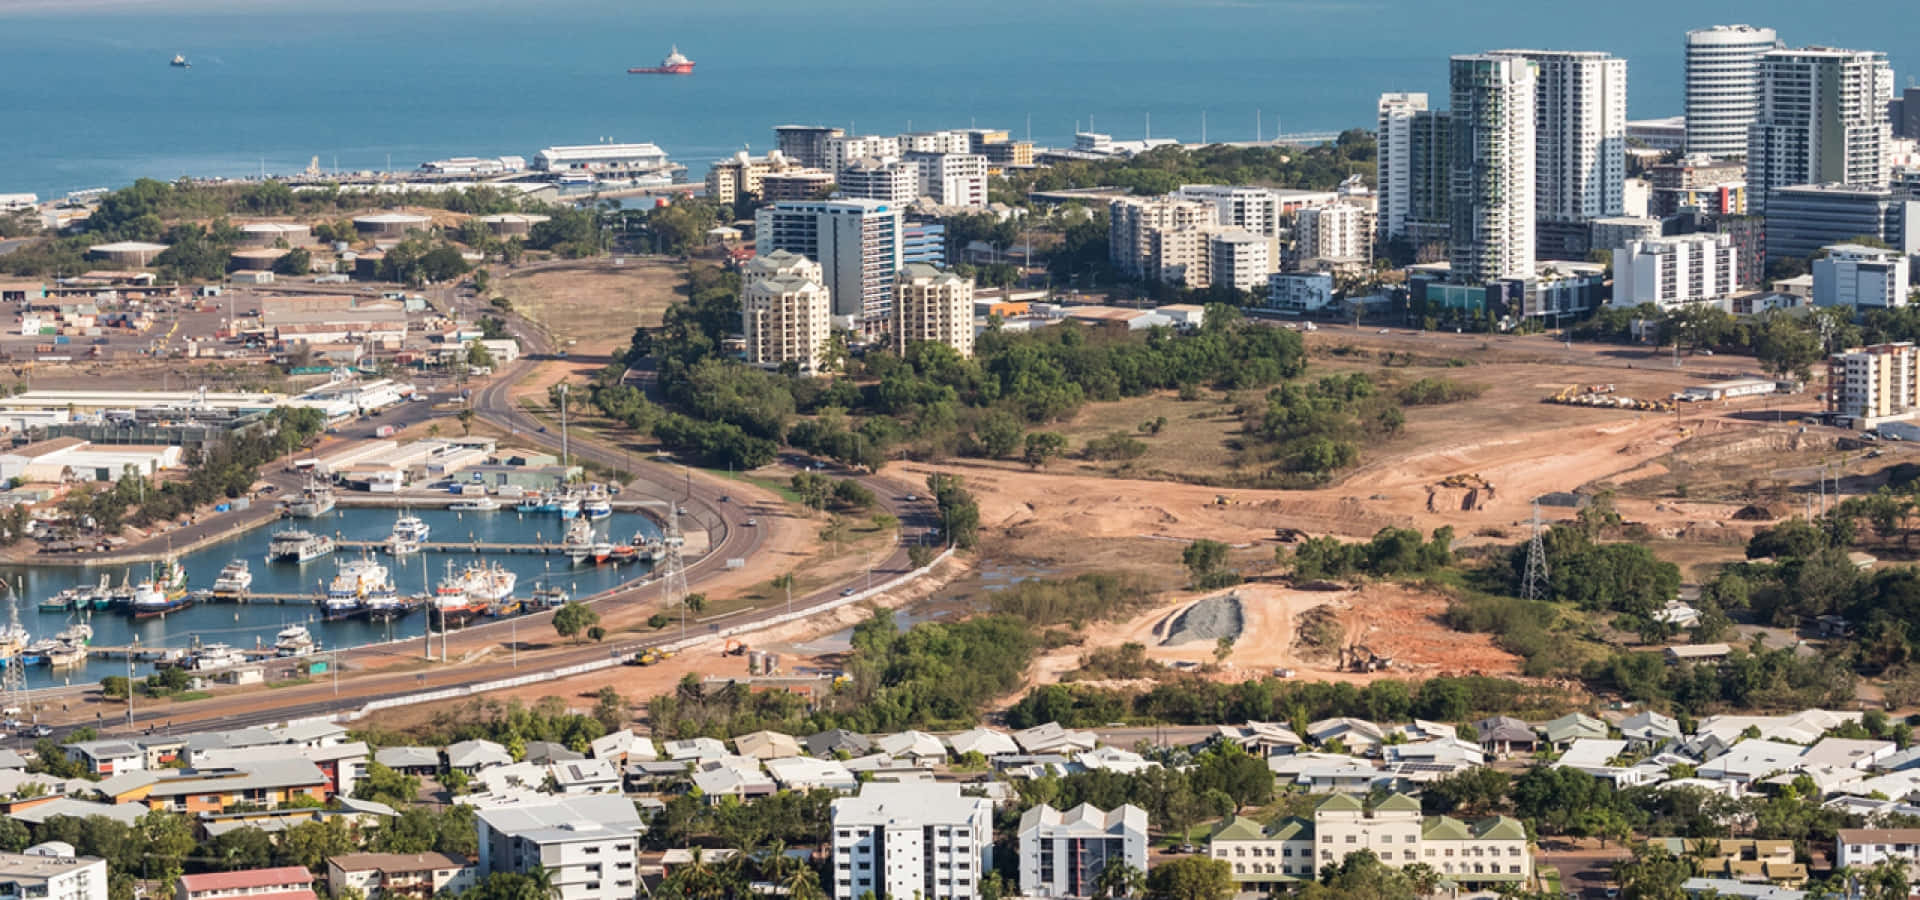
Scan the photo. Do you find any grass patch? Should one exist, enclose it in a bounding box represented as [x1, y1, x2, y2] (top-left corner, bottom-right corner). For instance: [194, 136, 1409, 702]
[169, 691, 214, 702]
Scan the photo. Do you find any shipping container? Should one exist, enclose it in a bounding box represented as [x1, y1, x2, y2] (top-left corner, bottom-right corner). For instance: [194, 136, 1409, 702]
[375, 425, 396, 438]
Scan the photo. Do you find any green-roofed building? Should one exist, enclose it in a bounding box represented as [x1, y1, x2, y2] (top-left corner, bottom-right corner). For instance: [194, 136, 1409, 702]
[1208, 796, 1533, 891]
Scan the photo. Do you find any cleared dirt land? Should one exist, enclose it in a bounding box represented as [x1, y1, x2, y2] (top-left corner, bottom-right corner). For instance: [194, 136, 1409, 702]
[496, 258, 682, 356]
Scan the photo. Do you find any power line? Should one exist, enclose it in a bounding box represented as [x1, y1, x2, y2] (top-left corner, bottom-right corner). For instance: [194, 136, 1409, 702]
[1522, 503, 1550, 603]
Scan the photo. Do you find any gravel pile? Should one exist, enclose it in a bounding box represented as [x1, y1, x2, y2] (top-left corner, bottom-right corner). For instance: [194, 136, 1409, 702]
[1163, 592, 1244, 646]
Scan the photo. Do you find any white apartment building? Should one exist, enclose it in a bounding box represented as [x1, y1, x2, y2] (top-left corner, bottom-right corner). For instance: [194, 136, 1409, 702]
[1296, 203, 1372, 265]
[825, 135, 903, 172]
[838, 158, 920, 206]
[1377, 93, 1429, 241]
[1017, 804, 1149, 898]
[1837, 829, 1920, 870]
[1267, 272, 1336, 312]
[1489, 50, 1627, 258]
[830, 783, 994, 900]
[1210, 231, 1273, 293]
[1109, 196, 1217, 281]
[742, 251, 834, 375]
[1209, 794, 1530, 892]
[904, 151, 989, 208]
[1748, 47, 1893, 214]
[755, 199, 904, 329]
[0, 847, 107, 900]
[894, 264, 975, 358]
[1612, 234, 1741, 310]
[899, 131, 973, 154]
[1175, 185, 1286, 237]
[1588, 216, 1663, 254]
[1827, 343, 1920, 428]
[1686, 25, 1783, 159]
[474, 796, 644, 900]
[1450, 54, 1537, 282]
[1814, 243, 1911, 309]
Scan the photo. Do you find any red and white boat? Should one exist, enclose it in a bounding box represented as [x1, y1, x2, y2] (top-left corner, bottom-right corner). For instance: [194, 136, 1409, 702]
[629, 45, 694, 75]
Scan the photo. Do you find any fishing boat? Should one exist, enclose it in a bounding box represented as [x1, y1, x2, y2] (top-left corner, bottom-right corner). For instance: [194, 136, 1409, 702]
[563, 517, 596, 565]
[104, 577, 135, 611]
[432, 562, 489, 628]
[39, 586, 86, 613]
[592, 541, 616, 564]
[81, 575, 113, 611]
[387, 513, 430, 556]
[288, 476, 337, 518]
[56, 622, 93, 645]
[21, 638, 57, 665]
[269, 528, 335, 563]
[211, 560, 253, 597]
[608, 543, 637, 564]
[189, 643, 248, 671]
[274, 624, 316, 657]
[0, 620, 29, 661]
[450, 496, 500, 512]
[360, 564, 409, 622]
[132, 574, 193, 619]
[556, 489, 584, 520]
[583, 485, 612, 520]
[324, 556, 391, 621]
[46, 642, 86, 669]
[515, 491, 548, 513]
[530, 584, 569, 609]
[156, 560, 189, 598]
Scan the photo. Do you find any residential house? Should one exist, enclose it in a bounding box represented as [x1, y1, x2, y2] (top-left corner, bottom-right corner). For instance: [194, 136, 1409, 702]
[1073, 747, 1160, 775]
[1384, 739, 1485, 768]
[1694, 711, 1859, 746]
[733, 731, 805, 760]
[1837, 828, 1920, 870]
[1473, 717, 1540, 757]
[1017, 804, 1150, 898]
[947, 729, 1019, 759]
[373, 748, 440, 776]
[875, 731, 948, 766]
[548, 760, 622, 795]
[689, 760, 776, 802]
[1306, 718, 1386, 754]
[112, 761, 331, 813]
[1013, 723, 1098, 755]
[1646, 839, 1803, 884]
[522, 742, 584, 765]
[60, 740, 143, 777]
[589, 731, 657, 764]
[763, 757, 859, 793]
[663, 738, 729, 762]
[1800, 738, 1896, 771]
[325, 853, 476, 900]
[445, 740, 512, 774]
[1699, 740, 1807, 785]
[1541, 714, 1610, 748]
[805, 730, 872, 759]
[1214, 723, 1305, 756]
[1620, 711, 1684, 748]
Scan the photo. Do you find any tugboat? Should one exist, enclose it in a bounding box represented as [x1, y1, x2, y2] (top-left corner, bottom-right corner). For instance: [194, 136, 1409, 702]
[211, 560, 253, 598]
[269, 528, 335, 563]
[274, 623, 316, 657]
[386, 513, 430, 556]
[288, 476, 337, 518]
[627, 45, 695, 75]
[132, 562, 193, 618]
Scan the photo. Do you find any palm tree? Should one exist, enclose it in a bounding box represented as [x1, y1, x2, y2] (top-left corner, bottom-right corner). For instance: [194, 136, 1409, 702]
[1092, 861, 1146, 900]
[1404, 862, 1441, 899]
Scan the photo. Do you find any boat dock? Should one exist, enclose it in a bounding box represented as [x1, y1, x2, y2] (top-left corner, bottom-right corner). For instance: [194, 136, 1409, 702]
[330, 539, 652, 559]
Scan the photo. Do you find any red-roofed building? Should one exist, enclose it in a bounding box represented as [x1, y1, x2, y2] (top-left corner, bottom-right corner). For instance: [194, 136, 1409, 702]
[177, 866, 316, 900]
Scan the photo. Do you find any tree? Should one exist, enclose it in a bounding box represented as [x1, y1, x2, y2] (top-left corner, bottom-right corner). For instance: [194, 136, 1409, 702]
[1093, 861, 1148, 900]
[1424, 766, 1510, 816]
[458, 408, 476, 436]
[352, 761, 421, 807]
[0, 818, 28, 853]
[551, 602, 600, 644]
[1755, 316, 1822, 383]
[771, 572, 797, 613]
[210, 827, 274, 870]
[1614, 843, 1691, 900]
[592, 686, 628, 731]
[272, 247, 311, 276]
[1182, 539, 1238, 589]
[1145, 857, 1234, 900]
[468, 340, 496, 370]
[1024, 431, 1068, 468]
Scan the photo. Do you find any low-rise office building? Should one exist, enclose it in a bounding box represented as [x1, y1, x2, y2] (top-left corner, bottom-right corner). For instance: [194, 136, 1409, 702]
[1813, 244, 1911, 309]
[1209, 793, 1530, 892]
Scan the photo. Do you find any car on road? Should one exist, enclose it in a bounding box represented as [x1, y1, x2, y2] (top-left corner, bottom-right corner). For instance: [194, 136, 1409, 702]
[745, 518, 758, 526]
[1177, 844, 1197, 854]
[1378, 328, 1391, 334]
[718, 495, 730, 503]
[840, 587, 856, 596]
[903, 494, 918, 502]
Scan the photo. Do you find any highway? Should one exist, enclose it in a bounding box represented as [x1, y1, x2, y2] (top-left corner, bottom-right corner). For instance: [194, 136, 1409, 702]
[30, 260, 942, 740]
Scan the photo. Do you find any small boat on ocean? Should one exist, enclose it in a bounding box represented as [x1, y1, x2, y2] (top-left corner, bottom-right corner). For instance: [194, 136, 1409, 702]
[274, 624, 316, 657]
[170, 54, 191, 68]
[387, 513, 430, 556]
[450, 496, 499, 512]
[212, 560, 253, 597]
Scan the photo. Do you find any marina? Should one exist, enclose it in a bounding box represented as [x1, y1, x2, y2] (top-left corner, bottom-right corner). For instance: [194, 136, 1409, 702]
[0, 504, 662, 689]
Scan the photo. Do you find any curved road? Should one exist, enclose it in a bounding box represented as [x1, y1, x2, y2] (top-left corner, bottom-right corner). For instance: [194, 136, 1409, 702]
[33, 260, 941, 738]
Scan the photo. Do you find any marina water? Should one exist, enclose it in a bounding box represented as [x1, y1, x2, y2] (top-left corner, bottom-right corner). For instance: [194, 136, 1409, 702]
[1, 506, 661, 690]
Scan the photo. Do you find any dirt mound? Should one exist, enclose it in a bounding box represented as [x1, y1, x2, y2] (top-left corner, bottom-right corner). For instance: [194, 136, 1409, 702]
[1163, 593, 1244, 646]
[1294, 606, 1345, 659]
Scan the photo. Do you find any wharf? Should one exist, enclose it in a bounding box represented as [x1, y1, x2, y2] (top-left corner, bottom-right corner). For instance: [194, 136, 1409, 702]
[330, 539, 649, 558]
[86, 644, 286, 662]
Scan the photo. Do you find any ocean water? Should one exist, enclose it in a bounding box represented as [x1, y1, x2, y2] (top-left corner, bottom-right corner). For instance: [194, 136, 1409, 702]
[0, 0, 1912, 198]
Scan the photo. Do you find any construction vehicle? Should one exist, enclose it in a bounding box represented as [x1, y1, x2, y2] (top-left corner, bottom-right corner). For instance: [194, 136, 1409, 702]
[631, 646, 678, 666]
[723, 639, 748, 656]
[1214, 494, 1236, 506]
[1273, 527, 1307, 543]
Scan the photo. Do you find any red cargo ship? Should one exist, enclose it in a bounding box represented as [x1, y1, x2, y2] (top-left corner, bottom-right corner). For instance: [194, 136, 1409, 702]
[629, 46, 694, 75]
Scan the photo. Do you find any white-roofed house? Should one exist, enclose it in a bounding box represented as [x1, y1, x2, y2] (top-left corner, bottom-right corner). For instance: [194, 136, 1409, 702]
[445, 740, 512, 774]
[1214, 723, 1305, 756]
[1014, 722, 1098, 755]
[1699, 740, 1807, 785]
[947, 728, 1019, 759]
[589, 731, 657, 764]
[1800, 738, 1896, 771]
[1620, 711, 1684, 749]
[875, 731, 948, 766]
[690, 760, 775, 803]
[664, 738, 729, 762]
[1306, 718, 1385, 754]
[763, 756, 859, 793]
[548, 759, 622, 795]
[1384, 738, 1486, 768]
[1072, 746, 1160, 775]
